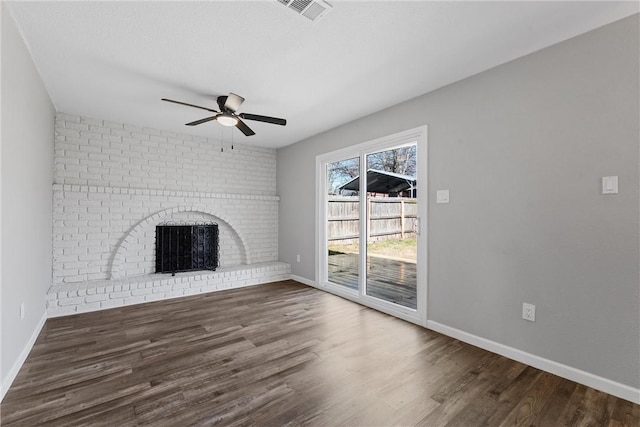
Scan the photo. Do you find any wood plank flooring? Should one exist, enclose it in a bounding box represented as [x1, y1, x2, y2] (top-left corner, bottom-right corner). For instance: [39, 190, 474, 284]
[2, 280, 638, 426]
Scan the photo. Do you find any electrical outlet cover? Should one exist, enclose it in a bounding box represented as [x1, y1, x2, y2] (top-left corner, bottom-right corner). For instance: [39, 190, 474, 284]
[522, 303, 535, 322]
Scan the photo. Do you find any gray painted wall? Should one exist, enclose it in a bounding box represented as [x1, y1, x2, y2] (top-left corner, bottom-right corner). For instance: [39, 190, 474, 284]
[1, 5, 55, 388]
[277, 15, 639, 388]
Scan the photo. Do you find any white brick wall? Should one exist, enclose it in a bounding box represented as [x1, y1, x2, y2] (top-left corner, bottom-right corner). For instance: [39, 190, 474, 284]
[55, 113, 276, 195]
[50, 113, 287, 315]
[52, 185, 279, 284]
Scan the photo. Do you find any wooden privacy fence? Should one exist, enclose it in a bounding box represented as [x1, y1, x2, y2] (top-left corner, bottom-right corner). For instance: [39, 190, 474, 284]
[327, 196, 417, 245]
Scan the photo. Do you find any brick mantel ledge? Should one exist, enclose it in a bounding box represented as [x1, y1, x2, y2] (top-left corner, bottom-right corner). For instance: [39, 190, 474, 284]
[52, 184, 280, 202]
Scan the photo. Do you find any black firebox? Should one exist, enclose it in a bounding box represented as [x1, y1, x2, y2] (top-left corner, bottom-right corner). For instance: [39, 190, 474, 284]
[155, 223, 219, 275]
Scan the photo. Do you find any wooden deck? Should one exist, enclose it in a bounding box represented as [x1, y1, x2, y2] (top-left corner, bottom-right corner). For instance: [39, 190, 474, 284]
[328, 253, 417, 309]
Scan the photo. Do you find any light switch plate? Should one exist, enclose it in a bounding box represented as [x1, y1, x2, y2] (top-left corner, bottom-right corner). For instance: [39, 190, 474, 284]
[602, 176, 618, 194]
[436, 190, 450, 204]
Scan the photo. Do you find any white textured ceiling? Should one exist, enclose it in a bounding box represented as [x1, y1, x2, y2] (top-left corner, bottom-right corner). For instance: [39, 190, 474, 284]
[6, 1, 639, 149]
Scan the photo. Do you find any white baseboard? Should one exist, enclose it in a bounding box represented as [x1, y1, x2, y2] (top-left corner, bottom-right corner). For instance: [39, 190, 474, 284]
[427, 320, 640, 405]
[290, 274, 318, 288]
[1, 312, 47, 402]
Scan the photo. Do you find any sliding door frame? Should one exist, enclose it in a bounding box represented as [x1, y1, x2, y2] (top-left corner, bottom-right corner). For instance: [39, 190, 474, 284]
[315, 126, 428, 327]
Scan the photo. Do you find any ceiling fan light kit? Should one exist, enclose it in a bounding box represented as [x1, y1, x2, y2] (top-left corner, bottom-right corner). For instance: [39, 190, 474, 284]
[161, 92, 286, 137]
[216, 113, 238, 127]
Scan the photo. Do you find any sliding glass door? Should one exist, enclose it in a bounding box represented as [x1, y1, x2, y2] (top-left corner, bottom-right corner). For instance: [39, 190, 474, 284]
[364, 145, 417, 309]
[318, 127, 427, 325]
[326, 157, 360, 291]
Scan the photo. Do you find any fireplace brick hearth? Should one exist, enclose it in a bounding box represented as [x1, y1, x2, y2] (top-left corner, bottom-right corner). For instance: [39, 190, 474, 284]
[48, 113, 289, 316]
[47, 261, 290, 317]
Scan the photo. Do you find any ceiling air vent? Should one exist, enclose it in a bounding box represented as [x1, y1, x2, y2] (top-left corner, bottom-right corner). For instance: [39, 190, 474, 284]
[277, 0, 333, 22]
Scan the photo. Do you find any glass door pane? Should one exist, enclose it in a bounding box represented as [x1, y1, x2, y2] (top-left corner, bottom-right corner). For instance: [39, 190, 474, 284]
[326, 157, 360, 291]
[365, 145, 417, 309]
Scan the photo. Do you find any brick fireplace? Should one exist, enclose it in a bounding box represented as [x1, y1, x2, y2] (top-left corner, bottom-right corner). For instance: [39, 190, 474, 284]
[48, 113, 289, 317]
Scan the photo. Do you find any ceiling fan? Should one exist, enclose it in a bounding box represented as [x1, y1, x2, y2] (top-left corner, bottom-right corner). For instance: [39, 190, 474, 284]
[161, 92, 286, 136]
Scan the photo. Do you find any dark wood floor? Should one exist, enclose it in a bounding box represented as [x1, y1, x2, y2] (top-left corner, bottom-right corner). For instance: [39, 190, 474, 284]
[328, 253, 417, 309]
[2, 280, 638, 426]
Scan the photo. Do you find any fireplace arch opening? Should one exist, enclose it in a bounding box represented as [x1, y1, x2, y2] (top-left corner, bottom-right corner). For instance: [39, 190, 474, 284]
[110, 207, 249, 279]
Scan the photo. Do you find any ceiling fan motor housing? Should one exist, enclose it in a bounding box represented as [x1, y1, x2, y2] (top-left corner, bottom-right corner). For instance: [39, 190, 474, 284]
[217, 96, 229, 112]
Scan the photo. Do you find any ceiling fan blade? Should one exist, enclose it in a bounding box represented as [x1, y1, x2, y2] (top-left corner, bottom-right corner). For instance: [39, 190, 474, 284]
[239, 113, 287, 126]
[224, 92, 245, 113]
[235, 118, 255, 136]
[162, 98, 218, 113]
[185, 116, 217, 126]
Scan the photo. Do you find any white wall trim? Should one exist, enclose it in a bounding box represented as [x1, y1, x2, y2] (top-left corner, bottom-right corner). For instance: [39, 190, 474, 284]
[290, 274, 318, 288]
[1, 312, 47, 402]
[427, 320, 640, 405]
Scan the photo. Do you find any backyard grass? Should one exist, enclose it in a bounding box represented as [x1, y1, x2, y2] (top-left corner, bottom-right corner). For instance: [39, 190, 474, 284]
[328, 238, 417, 261]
